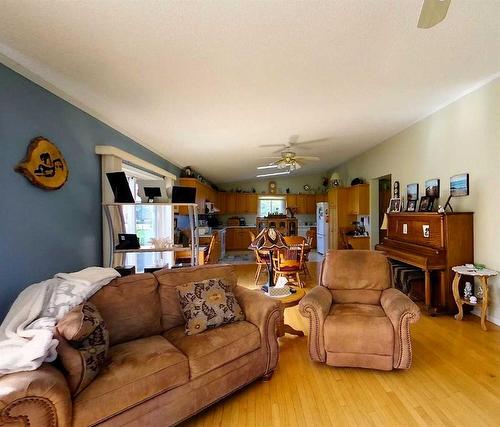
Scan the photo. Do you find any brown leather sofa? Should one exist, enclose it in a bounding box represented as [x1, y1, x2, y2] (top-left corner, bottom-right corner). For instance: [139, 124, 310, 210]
[299, 250, 420, 370]
[0, 264, 281, 426]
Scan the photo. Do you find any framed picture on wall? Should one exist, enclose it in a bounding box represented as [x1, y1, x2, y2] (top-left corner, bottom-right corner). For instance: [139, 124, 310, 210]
[418, 196, 434, 212]
[425, 178, 440, 198]
[406, 183, 419, 201]
[450, 173, 469, 197]
[388, 198, 402, 213]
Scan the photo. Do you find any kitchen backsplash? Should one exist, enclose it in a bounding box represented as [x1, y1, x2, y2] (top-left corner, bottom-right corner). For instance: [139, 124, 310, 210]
[217, 213, 316, 226]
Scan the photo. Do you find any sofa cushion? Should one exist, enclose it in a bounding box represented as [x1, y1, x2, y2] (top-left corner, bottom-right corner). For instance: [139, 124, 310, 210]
[163, 320, 260, 379]
[55, 302, 109, 396]
[176, 278, 245, 335]
[154, 264, 237, 331]
[73, 335, 189, 426]
[324, 303, 394, 356]
[90, 273, 162, 345]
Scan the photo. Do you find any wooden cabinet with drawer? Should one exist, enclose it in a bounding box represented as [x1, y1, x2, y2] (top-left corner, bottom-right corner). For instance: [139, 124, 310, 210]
[225, 227, 256, 250]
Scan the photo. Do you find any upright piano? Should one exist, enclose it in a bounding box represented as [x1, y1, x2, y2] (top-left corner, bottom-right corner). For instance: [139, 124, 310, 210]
[375, 212, 474, 314]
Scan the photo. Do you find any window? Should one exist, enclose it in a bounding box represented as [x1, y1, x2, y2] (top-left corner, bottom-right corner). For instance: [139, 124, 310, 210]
[258, 196, 286, 217]
[122, 164, 174, 271]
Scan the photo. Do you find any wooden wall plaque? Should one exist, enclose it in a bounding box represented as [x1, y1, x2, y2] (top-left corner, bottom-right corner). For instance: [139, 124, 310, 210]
[15, 136, 69, 190]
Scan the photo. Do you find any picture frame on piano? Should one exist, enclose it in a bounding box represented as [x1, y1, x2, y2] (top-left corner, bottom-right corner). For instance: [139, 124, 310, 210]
[388, 198, 402, 212]
[406, 199, 417, 212]
[418, 196, 434, 212]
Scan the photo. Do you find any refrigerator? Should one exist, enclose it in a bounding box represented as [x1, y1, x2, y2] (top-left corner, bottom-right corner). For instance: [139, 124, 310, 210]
[316, 202, 329, 255]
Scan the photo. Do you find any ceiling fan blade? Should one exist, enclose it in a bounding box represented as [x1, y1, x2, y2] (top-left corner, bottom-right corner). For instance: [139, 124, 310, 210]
[417, 0, 451, 29]
[295, 156, 320, 161]
[261, 156, 282, 159]
[259, 144, 286, 148]
[290, 137, 329, 147]
[256, 164, 278, 170]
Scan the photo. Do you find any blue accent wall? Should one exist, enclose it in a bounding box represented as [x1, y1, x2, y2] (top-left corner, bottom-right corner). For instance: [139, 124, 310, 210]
[0, 63, 180, 320]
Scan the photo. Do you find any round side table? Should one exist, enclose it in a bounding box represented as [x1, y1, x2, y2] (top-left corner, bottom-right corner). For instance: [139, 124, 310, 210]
[452, 265, 497, 331]
[266, 285, 306, 337]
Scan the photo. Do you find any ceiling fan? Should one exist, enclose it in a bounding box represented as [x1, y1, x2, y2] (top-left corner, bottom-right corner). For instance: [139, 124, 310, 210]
[417, 0, 451, 29]
[259, 134, 328, 155]
[257, 151, 320, 177]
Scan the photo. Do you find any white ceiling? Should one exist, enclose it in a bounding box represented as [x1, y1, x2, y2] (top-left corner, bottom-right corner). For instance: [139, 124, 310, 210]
[1, 1, 499, 183]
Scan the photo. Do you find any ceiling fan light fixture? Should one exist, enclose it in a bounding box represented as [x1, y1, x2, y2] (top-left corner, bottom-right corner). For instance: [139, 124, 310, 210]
[256, 170, 291, 178]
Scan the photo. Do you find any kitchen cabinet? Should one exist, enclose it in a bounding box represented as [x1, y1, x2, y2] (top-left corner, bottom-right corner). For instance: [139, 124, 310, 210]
[216, 192, 226, 214]
[316, 193, 328, 204]
[244, 194, 258, 214]
[225, 193, 237, 214]
[296, 195, 307, 213]
[225, 227, 256, 250]
[328, 187, 352, 250]
[286, 194, 297, 209]
[306, 194, 316, 214]
[348, 184, 370, 215]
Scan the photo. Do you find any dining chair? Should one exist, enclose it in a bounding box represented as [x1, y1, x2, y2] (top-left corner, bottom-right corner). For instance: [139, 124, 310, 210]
[284, 235, 311, 278]
[272, 242, 306, 287]
[249, 231, 269, 286]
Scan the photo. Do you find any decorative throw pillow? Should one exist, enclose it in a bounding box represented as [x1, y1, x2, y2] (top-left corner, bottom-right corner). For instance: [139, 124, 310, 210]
[176, 278, 245, 335]
[55, 302, 109, 396]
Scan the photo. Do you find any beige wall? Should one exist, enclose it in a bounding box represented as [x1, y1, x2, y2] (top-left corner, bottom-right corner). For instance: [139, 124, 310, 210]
[332, 78, 500, 325]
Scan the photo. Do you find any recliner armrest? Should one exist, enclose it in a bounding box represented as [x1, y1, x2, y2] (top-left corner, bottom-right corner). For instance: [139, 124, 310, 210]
[0, 363, 72, 427]
[298, 286, 333, 363]
[380, 288, 420, 369]
[233, 286, 282, 375]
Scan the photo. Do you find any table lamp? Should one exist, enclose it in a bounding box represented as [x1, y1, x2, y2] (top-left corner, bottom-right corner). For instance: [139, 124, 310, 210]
[249, 227, 288, 293]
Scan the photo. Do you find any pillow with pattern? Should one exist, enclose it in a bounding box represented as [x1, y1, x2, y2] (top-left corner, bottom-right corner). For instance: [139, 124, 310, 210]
[176, 278, 245, 335]
[55, 302, 109, 396]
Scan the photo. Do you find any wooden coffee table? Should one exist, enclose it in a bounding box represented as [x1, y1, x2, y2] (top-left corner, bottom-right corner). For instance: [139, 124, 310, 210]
[268, 285, 306, 337]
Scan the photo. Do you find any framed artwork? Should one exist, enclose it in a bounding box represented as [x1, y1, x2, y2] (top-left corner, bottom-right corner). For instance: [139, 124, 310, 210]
[15, 136, 69, 190]
[406, 183, 419, 201]
[425, 178, 440, 198]
[388, 198, 402, 213]
[406, 199, 417, 212]
[393, 181, 400, 198]
[450, 173, 469, 197]
[418, 196, 434, 212]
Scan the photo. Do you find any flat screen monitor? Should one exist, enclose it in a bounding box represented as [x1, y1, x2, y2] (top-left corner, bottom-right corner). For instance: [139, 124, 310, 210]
[171, 186, 196, 203]
[137, 179, 170, 203]
[106, 172, 135, 203]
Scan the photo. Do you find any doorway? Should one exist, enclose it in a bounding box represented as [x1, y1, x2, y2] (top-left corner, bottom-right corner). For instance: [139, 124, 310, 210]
[378, 175, 392, 243]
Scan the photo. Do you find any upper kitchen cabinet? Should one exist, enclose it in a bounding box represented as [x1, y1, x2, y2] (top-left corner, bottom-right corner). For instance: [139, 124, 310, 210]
[315, 193, 328, 203]
[305, 194, 316, 214]
[286, 194, 297, 209]
[178, 178, 217, 214]
[225, 193, 237, 214]
[216, 192, 226, 214]
[243, 194, 258, 214]
[348, 184, 370, 215]
[286, 194, 316, 214]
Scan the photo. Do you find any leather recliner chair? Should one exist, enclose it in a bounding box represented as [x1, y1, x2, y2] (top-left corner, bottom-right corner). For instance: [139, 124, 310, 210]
[299, 250, 420, 371]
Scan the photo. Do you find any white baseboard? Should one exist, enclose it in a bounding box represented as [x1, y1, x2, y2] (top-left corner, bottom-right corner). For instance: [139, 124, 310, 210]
[471, 308, 500, 326]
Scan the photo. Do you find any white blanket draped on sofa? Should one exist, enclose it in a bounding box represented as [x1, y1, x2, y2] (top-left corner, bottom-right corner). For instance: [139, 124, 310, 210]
[0, 267, 120, 375]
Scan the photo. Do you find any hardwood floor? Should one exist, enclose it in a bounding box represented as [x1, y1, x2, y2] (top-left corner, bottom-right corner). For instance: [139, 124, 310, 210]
[182, 262, 500, 427]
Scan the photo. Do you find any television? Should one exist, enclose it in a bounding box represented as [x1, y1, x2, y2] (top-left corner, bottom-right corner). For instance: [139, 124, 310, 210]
[171, 186, 197, 203]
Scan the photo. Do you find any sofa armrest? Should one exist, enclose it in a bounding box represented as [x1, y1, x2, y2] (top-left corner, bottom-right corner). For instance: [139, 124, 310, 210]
[0, 363, 72, 427]
[232, 286, 282, 375]
[298, 286, 333, 363]
[380, 288, 421, 369]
